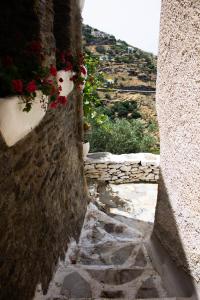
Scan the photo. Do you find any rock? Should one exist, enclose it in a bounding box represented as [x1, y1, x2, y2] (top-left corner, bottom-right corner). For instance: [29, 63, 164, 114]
[109, 169, 118, 174]
[111, 245, 134, 265]
[120, 166, 131, 172]
[115, 179, 124, 184]
[154, 171, 160, 176]
[139, 166, 148, 171]
[131, 173, 143, 178]
[104, 223, 124, 234]
[131, 168, 139, 173]
[144, 168, 152, 174]
[84, 164, 95, 170]
[134, 248, 147, 267]
[117, 172, 125, 177]
[87, 268, 143, 285]
[104, 223, 115, 233]
[61, 272, 92, 298]
[146, 174, 155, 180]
[100, 177, 111, 181]
[101, 290, 124, 298]
[136, 277, 159, 298]
[108, 164, 121, 169]
[120, 176, 129, 179]
[96, 164, 107, 169]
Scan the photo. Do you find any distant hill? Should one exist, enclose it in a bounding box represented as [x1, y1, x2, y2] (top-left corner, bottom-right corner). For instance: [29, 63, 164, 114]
[82, 24, 157, 90]
[82, 24, 159, 146]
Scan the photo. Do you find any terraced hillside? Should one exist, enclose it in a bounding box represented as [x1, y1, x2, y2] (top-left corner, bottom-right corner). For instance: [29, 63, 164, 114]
[82, 24, 159, 153]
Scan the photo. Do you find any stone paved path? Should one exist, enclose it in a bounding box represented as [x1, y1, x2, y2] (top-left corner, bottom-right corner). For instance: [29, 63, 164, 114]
[34, 183, 169, 300]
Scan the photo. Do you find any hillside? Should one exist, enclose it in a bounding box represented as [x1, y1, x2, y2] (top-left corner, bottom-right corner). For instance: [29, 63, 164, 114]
[82, 24, 159, 153]
[83, 24, 158, 126]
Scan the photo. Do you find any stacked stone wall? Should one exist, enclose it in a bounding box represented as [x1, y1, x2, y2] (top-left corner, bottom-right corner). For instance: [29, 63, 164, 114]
[85, 153, 160, 184]
[0, 1, 87, 300]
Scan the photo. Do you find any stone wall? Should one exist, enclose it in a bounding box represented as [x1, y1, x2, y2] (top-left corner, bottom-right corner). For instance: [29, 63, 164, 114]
[153, 0, 200, 287]
[85, 152, 160, 183]
[0, 2, 88, 300]
[0, 0, 55, 68]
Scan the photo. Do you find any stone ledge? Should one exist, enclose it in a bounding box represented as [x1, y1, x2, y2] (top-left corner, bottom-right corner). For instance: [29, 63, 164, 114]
[84, 152, 160, 184]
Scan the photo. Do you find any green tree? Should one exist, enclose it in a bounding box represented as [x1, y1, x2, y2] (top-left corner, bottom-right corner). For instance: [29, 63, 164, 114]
[88, 118, 159, 154]
[83, 52, 107, 131]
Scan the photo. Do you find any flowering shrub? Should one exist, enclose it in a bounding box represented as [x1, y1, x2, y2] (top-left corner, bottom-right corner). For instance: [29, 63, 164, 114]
[0, 41, 86, 112]
[57, 50, 87, 91]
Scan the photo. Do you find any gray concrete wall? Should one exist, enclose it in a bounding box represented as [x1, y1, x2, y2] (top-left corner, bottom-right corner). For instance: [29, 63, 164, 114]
[154, 0, 200, 285]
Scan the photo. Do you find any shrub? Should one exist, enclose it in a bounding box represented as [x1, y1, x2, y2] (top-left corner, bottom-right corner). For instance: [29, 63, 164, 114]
[105, 93, 112, 100]
[96, 46, 106, 54]
[99, 101, 141, 120]
[87, 118, 158, 154]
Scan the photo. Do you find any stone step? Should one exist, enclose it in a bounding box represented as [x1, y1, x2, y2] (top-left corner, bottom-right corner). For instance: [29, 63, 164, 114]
[59, 266, 169, 299]
[76, 241, 149, 267]
[51, 297, 186, 300]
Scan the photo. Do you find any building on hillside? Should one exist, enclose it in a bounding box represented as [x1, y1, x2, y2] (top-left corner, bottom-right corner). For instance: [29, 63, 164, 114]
[91, 29, 106, 38]
[99, 55, 109, 61]
[127, 46, 135, 54]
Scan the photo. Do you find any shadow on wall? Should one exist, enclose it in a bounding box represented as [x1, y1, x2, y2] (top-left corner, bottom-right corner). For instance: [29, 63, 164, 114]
[148, 172, 199, 299]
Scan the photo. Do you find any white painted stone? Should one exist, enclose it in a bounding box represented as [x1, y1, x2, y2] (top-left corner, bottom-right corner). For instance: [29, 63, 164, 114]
[0, 93, 47, 147]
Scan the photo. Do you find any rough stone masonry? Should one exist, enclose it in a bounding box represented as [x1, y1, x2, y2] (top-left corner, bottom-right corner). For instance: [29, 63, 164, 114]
[84, 152, 160, 184]
[0, 1, 88, 300]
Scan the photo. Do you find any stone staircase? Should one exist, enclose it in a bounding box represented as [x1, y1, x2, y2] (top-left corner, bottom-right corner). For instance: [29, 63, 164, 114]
[34, 189, 174, 300]
[56, 204, 169, 299]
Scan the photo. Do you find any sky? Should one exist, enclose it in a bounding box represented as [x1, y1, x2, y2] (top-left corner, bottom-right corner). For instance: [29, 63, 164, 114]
[82, 0, 161, 54]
